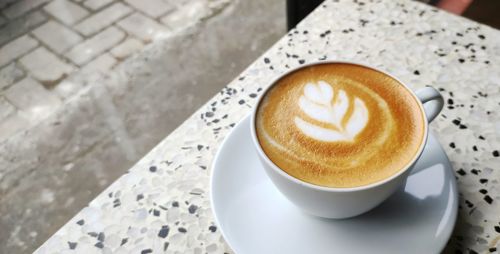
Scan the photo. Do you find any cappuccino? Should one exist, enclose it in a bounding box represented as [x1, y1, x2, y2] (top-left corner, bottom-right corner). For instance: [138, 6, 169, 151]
[255, 63, 425, 188]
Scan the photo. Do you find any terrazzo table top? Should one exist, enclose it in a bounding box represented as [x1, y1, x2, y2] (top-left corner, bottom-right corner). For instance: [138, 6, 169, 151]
[37, 0, 500, 253]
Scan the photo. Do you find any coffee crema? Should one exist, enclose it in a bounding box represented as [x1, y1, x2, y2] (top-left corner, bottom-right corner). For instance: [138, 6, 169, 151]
[255, 63, 425, 188]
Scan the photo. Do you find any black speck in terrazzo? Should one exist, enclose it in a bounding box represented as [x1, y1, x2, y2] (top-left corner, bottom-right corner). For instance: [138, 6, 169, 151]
[472, 146, 478, 151]
[484, 195, 493, 204]
[457, 168, 466, 176]
[478, 135, 485, 140]
[479, 178, 488, 184]
[76, 219, 84, 226]
[121, 238, 128, 246]
[448, 99, 454, 105]
[465, 200, 474, 208]
[490, 247, 497, 252]
[68, 241, 77, 250]
[94, 242, 104, 249]
[188, 204, 198, 214]
[494, 226, 500, 233]
[199, 165, 207, 170]
[451, 41, 457, 45]
[149, 166, 157, 172]
[178, 227, 187, 233]
[97, 232, 105, 242]
[492, 150, 499, 157]
[209, 225, 217, 232]
[456, 32, 463, 37]
[197, 145, 204, 151]
[471, 168, 480, 175]
[238, 99, 245, 105]
[249, 93, 257, 98]
[458, 58, 465, 63]
[264, 58, 270, 64]
[141, 249, 153, 254]
[113, 200, 121, 207]
[158, 225, 170, 238]
[449, 142, 456, 149]
[88, 232, 98, 237]
[164, 242, 170, 251]
[478, 34, 485, 40]
[469, 207, 477, 215]
[464, 43, 474, 49]
[205, 112, 214, 118]
[452, 119, 461, 126]
[299, 59, 305, 64]
[479, 189, 488, 194]
[153, 209, 160, 216]
[413, 70, 420, 75]
[172, 201, 179, 207]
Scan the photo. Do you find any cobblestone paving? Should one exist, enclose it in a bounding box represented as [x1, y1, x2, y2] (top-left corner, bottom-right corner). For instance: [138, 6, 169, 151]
[0, 0, 230, 141]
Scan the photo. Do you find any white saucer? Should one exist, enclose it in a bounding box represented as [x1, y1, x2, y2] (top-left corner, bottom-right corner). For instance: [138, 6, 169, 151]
[211, 115, 458, 254]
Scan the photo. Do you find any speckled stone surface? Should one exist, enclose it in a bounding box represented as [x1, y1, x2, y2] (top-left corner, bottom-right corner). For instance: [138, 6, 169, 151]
[36, 0, 500, 253]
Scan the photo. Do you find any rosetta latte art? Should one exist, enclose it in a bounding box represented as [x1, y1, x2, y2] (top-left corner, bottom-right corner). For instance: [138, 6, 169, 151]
[255, 63, 425, 187]
[294, 81, 369, 142]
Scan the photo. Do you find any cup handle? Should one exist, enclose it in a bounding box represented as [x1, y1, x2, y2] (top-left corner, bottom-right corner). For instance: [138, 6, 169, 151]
[415, 87, 444, 123]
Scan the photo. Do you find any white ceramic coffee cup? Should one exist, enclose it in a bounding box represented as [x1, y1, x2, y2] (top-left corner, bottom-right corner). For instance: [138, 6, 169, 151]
[250, 61, 444, 219]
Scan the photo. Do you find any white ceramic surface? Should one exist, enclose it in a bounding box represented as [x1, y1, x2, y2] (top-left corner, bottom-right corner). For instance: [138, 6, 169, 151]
[211, 115, 458, 254]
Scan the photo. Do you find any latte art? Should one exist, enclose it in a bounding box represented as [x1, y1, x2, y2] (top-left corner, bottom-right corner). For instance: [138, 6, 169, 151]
[256, 63, 425, 188]
[294, 81, 369, 142]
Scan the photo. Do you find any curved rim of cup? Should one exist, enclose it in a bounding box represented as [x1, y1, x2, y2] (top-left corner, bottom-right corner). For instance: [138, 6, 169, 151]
[250, 60, 430, 193]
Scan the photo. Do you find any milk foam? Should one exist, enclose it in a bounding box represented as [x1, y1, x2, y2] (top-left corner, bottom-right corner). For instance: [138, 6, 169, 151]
[295, 81, 369, 142]
[255, 63, 425, 188]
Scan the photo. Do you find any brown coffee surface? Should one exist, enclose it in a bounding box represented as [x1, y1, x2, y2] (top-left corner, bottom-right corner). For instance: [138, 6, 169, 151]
[255, 63, 425, 188]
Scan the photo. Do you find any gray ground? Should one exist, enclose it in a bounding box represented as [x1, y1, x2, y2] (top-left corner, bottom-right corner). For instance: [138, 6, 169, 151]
[0, 0, 285, 252]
